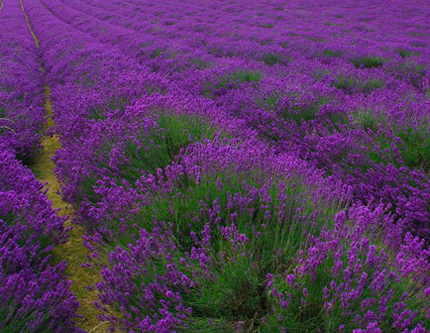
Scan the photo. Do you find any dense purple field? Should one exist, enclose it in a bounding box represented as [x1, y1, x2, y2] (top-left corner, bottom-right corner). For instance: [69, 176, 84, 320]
[1, 0, 429, 331]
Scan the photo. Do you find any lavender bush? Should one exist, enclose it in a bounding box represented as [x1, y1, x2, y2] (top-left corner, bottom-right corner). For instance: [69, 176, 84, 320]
[0, 144, 79, 331]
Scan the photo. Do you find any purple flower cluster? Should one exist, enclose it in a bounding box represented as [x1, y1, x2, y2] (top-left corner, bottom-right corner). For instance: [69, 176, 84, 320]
[267, 205, 429, 331]
[8, 0, 429, 331]
[0, 144, 79, 331]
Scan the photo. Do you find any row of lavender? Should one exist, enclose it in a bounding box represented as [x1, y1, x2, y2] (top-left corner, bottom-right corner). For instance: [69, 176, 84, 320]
[0, 0, 44, 161]
[41, 0, 430, 241]
[0, 0, 78, 331]
[22, 0, 430, 331]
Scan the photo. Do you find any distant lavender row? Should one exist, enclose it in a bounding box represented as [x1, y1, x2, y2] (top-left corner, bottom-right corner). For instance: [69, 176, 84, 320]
[0, 1, 79, 330]
[0, 0, 45, 162]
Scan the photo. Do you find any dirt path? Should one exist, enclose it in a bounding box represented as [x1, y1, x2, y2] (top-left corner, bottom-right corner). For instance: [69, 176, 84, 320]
[19, 1, 108, 331]
[35, 88, 105, 331]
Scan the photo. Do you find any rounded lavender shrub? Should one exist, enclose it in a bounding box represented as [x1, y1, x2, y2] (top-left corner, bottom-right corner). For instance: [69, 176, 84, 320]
[0, 146, 80, 331]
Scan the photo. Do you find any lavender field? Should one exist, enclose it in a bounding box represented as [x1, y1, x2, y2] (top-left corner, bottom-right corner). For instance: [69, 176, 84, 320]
[1, 0, 429, 331]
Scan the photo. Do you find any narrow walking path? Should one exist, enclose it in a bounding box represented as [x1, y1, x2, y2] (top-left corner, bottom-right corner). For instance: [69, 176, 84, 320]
[19, 0, 106, 331]
[35, 87, 103, 331]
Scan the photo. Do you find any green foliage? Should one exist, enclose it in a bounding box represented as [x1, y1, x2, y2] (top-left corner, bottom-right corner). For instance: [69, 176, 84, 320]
[332, 76, 355, 92]
[323, 48, 342, 57]
[257, 94, 280, 111]
[0, 212, 17, 228]
[187, 257, 266, 321]
[231, 70, 262, 84]
[262, 53, 283, 66]
[354, 110, 383, 132]
[120, 113, 221, 182]
[202, 70, 261, 98]
[259, 23, 274, 28]
[79, 113, 223, 214]
[352, 111, 430, 171]
[395, 62, 426, 88]
[108, 161, 343, 329]
[180, 318, 232, 332]
[397, 48, 411, 58]
[397, 125, 430, 171]
[282, 98, 329, 125]
[332, 77, 385, 95]
[348, 111, 400, 170]
[267, 233, 429, 332]
[87, 95, 131, 121]
[150, 48, 164, 59]
[360, 79, 385, 94]
[188, 58, 211, 70]
[130, 172, 253, 249]
[313, 69, 330, 81]
[351, 56, 385, 69]
[78, 176, 101, 207]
